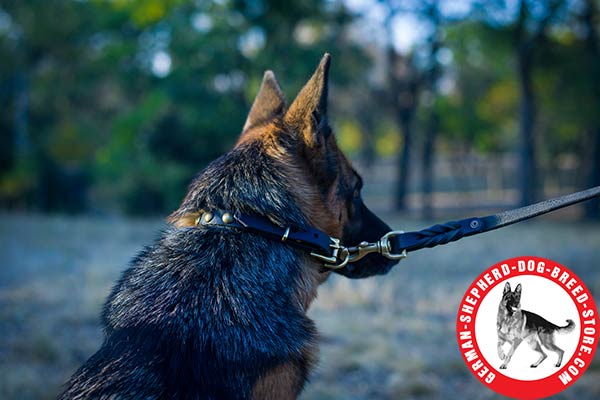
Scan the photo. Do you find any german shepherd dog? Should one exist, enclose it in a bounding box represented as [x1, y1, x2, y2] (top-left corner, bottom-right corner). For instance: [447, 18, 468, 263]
[497, 282, 576, 369]
[59, 54, 399, 399]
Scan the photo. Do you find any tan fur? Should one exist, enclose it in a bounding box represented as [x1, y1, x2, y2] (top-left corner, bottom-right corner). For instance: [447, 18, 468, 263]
[243, 70, 287, 133]
[245, 127, 348, 239]
[236, 125, 268, 147]
[251, 361, 301, 400]
[251, 344, 318, 400]
[167, 210, 202, 228]
[294, 255, 331, 310]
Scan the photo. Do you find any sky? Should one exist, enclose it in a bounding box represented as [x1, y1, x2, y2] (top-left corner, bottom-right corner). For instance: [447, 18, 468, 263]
[343, 0, 520, 53]
[343, 0, 474, 52]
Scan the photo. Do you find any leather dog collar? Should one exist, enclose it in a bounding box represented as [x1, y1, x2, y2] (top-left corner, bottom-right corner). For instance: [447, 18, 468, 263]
[193, 185, 600, 270]
[195, 210, 345, 266]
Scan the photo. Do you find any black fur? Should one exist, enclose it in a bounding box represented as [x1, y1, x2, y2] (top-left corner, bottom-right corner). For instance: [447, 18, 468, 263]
[59, 142, 317, 399]
[338, 200, 396, 278]
[59, 56, 398, 399]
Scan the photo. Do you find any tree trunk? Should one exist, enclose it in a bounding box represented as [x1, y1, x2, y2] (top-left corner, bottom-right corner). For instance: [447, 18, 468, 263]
[421, 7, 441, 219]
[386, 47, 418, 212]
[517, 45, 537, 206]
[395, 112, 413, 210]
[382, 7, 421, 212]
[14, 72, 30, 158]
[585, 127, 600, 218]
[422, 108, 438, 219]
[583, 0, 600, 219]
[357, 111, 376, 170]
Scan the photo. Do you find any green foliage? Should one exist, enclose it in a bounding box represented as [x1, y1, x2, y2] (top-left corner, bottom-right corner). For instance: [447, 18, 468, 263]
[375, 120, 402, 157]
[439, 21, 518, 153]
[337, 119, 363, 155]
[0, 0, 369, 214]
[1, 0, 598, 214]
[438, 13, 598, 162]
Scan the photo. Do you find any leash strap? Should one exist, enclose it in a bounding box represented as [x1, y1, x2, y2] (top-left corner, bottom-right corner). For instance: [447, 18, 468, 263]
[387, 186, 600, 255]
[193, 186, 600, 269]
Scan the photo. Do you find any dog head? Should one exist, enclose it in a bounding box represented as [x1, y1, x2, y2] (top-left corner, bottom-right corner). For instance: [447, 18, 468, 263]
[237, 54, 397, 275]
[501, 282, 522, 313]
[169, 54, 398, 276]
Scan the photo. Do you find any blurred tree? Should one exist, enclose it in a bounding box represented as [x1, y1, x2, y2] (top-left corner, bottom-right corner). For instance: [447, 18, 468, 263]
[377, 0, 448, 216]
[419, 1, 444, 220]
[513, 0, 564, 206]
[0, 0, 369, 215]
[444, 0, 571, 205]
[581, 0, 600, 219]
[0, 0, 118, 211]
[378, 0, 423, 212]
[442, 20, 517, 156]
[1, 0, 598, 218]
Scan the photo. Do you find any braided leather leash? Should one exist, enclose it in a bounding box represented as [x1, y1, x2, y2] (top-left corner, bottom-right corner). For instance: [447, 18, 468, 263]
[386, 185, 600, 255]
[195, 186, 600, 269]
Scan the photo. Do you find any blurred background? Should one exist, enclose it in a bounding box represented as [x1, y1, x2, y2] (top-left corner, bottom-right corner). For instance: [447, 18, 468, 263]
[1, 0, 599, 399]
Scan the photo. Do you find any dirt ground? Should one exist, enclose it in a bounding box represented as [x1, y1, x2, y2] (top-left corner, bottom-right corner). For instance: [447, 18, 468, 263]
[1, 213, 599, 399]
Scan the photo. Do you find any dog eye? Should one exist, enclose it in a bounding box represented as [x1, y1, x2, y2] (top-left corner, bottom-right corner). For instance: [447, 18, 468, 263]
[353, 189, 360, 199]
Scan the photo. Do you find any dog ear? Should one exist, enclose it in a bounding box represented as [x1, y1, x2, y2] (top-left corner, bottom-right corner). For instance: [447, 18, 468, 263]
[284, 53, 331, 148]
[242, 70, 286, 133]
[503, 282, 511, 295]
[514, 283, 522, 300]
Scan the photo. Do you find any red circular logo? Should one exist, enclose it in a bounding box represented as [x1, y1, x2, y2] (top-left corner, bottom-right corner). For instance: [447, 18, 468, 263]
[456, 256, 599, 399]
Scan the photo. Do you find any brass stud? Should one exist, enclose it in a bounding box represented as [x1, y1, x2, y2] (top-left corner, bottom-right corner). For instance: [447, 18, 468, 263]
[203, 212, 214, 223]
[281, 227, 291, 242]
[222, 212, 233, 224]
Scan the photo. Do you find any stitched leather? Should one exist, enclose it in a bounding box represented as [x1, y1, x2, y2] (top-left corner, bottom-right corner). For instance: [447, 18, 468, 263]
[197, 210, 333, 255]
[195, 185, 599, 265]
[388, 185, 600, 255]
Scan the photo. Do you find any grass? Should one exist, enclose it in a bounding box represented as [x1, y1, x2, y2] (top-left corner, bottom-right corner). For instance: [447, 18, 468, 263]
[0, 212, 599, 399]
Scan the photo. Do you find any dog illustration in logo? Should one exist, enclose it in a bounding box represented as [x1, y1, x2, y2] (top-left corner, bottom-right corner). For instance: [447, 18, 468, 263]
[497, 282, 576, 369]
